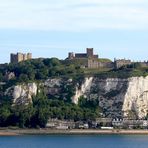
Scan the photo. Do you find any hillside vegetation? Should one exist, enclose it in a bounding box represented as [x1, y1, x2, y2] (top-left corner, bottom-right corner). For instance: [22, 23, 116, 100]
[0, 58, 148, 85]
[0, 58, 148, 128]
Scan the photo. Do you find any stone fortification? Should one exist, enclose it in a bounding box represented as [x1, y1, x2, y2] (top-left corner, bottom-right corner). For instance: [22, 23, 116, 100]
[67, 48, 133, 69]
[10, 52, 32, 63]
[68, 48, 100, 68]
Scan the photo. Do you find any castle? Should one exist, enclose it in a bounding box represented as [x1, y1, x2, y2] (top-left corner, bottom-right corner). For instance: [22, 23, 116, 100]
[67, 48, 133, 69]
[10, 52, 32, 63]
[10, 49, 148, 69]
[68, 48, 100, 68]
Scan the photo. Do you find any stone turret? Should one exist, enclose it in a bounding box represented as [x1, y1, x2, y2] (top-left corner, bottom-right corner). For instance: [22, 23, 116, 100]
[68, 52, 75, 59]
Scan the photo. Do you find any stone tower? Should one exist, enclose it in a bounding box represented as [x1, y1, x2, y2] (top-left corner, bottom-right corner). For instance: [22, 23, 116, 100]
[27, 53, 32, 60]
[87, 48, 94, 58]
[68, 52, 75, 59]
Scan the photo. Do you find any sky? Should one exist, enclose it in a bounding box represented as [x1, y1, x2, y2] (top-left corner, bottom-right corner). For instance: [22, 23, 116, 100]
[0, 0, 148, 63]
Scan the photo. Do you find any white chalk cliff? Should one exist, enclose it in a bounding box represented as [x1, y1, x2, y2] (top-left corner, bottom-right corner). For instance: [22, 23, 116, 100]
[72, 77, 127, 118]
[72, 76, 148, 119]
[123, 76, 148, 118]
[4, 76, 148, 118]
[12, 83, 37, 105]
[72, 77, 93, 104]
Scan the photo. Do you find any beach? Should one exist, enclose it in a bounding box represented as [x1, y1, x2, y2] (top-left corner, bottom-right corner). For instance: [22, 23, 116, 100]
[1, 129, 148, 136]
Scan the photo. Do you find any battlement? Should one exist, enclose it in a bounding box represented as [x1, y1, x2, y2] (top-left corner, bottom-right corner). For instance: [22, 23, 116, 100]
[10, 52, 32, 63]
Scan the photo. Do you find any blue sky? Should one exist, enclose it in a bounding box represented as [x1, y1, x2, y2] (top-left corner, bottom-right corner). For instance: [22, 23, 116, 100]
[0, 0, 148, 63]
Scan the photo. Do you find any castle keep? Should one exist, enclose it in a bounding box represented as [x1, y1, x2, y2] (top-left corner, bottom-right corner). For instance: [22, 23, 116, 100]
[68, 48, 99, 68]
[68, 48, 98, 60]
[10, 52, 32, 63]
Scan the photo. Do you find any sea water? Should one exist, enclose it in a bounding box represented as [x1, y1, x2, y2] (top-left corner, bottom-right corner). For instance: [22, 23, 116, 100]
[0, 135, 148, 148]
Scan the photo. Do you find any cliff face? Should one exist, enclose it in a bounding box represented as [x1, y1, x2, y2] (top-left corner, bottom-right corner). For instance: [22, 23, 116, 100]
[72, 76, 148, 119]
[4, 76, 148, 119]
[5, 83, 37, 105]
[72, 77, 128, 118]
[122, 76, 148, 119]
[72, 77, 93, 104]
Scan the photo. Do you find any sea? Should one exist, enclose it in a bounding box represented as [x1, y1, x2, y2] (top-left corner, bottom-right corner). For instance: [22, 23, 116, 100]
[0, 135, 148, 148]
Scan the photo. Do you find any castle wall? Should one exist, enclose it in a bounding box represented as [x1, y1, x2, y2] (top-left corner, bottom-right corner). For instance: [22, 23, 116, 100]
[87, 59, 99, 68]
[27, 53, 32, 60]
[115, 59, 131, 69]
[75, 53, 87, 58]
[139, 62, 148, 67]
[93, 55, 99, 59]
[99, 62, 114, 69]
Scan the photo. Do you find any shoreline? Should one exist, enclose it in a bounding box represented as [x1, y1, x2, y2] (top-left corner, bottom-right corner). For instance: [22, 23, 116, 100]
[1, 129, 148, 136]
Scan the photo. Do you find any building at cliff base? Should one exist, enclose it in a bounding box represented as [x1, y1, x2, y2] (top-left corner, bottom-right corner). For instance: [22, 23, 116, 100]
[10, 52, 32, 63]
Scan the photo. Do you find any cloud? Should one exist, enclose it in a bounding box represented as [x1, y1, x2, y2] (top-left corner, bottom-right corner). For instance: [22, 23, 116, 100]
[0, 0, 148, 31]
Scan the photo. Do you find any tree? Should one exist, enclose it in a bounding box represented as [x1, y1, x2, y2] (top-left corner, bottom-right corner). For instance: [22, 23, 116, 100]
[0, 106, 11, 126]
[19, 74, 29, 82]
[32, 92, 50, 127]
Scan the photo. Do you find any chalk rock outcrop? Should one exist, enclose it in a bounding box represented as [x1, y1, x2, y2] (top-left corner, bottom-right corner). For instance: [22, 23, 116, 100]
[72, 77, 93, 104]
[6, 83, 38, 105]
[123, 76, 148, 119]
